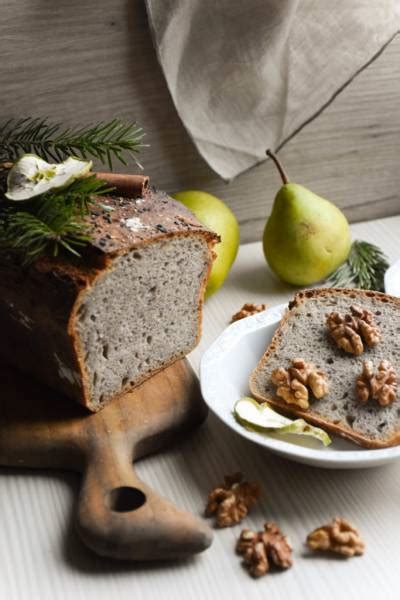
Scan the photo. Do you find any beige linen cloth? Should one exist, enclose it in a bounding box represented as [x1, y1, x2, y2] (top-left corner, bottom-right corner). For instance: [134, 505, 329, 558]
[145, 1, 400, 180]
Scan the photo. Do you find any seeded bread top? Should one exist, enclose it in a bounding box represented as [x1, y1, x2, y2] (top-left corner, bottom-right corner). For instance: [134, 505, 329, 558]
[32, 187, 219, 289]
[86, 188, 218, 256]
[0, 186, 219, 340]
[250, 289, 400, 448]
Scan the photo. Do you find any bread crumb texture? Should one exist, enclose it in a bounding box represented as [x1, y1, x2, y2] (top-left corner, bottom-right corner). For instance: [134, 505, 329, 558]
[252, 290, 400, 445]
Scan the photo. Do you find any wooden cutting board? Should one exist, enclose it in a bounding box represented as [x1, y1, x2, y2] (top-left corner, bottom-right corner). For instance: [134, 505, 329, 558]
[0, 359, 213, 561]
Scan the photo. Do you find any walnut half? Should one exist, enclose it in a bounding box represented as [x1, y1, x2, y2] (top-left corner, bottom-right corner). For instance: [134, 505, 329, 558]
[307, 517, 365, 557]
[326, 304, 380, 355]
[356, 360, 397, 407]
[205, 472, 261, 528]
[231, 303, 267, 322]
[236, 522, 293, 577]
[271, 358, 329, 410]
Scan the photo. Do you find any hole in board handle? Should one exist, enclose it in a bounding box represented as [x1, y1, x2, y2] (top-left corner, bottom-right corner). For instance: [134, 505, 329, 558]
[108, 486, 146, 512]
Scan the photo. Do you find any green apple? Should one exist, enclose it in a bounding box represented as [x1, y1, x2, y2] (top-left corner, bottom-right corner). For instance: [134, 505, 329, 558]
[172, 190, 240, 297]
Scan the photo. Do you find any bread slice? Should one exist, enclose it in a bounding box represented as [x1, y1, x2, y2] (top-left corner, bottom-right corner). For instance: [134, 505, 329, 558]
[0, 180, 219, 412]
[249, 289, 400, 448]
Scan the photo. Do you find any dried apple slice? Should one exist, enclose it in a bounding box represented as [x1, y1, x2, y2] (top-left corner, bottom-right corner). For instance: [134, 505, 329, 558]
[6, 154, 92, 201]
[234, 397, 331, 446]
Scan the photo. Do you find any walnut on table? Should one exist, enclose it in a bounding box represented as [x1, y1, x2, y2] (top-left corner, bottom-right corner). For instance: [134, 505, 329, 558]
[271, 358, 329, 410]
[231, 303, 267, 322]
[205, 472, 261, 528]
[356, 360, 397, 406]
[307, 517, 365, 557]
[236, 522, 293, 578]
[326, 304, 380, 355]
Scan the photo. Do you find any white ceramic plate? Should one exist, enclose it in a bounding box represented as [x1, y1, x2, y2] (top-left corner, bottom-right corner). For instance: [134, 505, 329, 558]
[385, 258, 400, 297]
[200, 304, 400, 468]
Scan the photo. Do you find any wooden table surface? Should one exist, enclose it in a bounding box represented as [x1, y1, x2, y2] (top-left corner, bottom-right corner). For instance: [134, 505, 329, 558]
[1, 215, 400, 600]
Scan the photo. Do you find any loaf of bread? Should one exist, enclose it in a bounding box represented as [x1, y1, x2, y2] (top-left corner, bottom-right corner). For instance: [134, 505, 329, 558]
[250, 289, 400, 448]
[0, 175, 219, 411]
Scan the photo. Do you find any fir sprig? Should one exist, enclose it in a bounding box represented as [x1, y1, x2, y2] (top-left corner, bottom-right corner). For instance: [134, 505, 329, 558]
[0, 175, 110, 263]
[0, 117, 145, 169]
[326, 240, 389, 291]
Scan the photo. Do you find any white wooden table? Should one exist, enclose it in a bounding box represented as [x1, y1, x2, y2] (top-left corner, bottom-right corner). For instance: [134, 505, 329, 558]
[1, 215, 400, 600]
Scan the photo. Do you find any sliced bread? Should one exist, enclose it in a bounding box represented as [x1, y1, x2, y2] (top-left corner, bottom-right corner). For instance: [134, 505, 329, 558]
[249, 288, 400, 448]
[0, 181, 219, 412]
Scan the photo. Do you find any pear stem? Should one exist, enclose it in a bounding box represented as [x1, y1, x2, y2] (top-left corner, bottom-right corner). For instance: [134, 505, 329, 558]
[266, 149, 290, 185]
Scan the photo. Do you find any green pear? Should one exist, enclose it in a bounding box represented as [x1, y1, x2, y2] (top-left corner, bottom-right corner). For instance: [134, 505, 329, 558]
[172, 190, 240, 297]
[263, 151, 351, 286]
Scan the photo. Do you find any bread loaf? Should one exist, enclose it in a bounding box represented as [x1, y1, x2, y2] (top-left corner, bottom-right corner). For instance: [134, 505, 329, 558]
[250, 289, 400, 448]
[0, 176, 219, 411]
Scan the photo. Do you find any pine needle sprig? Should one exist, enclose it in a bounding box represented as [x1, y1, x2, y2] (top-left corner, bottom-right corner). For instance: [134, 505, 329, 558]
[37, 174, 112, 217]
[0, 209, 88, 263]
[0, 117, 145, 169]
[0, 175, 110, 263]
[326, 240, 389, 292]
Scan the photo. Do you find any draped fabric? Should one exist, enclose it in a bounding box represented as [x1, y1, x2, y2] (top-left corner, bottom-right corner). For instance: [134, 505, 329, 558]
[146, 0, 400, 179]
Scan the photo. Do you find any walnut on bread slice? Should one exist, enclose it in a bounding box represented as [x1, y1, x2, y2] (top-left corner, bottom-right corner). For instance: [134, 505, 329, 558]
[326, 304, 380, 355]
[271, 358, 329, 410]
[356, 360, 397, 407]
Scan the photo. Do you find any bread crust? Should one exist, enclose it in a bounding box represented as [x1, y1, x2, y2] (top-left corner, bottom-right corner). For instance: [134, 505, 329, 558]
[0, 184, 219, 411]
[249, 288, 400, 449]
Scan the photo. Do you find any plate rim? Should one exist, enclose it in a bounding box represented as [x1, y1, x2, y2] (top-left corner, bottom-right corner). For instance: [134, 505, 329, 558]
[384, 258, 400, 297]
[200, 303, 400, 467]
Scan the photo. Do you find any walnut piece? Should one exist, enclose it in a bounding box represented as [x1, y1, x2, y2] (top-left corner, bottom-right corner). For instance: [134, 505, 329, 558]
[236, 522, 293, 577]
[326, 304, 380, 355]
[271, 358, 329, 410]
[307, 517, 365, 557]
[356, 360, 397, 407]
[205, 472, 261, 527]
[231, 303, 267, 322]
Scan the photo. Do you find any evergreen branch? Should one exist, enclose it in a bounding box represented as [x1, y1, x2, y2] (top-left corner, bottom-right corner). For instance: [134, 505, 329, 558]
[0, 210, 87, 263]
[0, 117, 145, 169]
[0, 175, 110, 263]
[326, 240, 389, 291]
[38, 174, 112, 216]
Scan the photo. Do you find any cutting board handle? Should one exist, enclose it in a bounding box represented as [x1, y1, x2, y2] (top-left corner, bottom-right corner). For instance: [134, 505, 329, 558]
[77, 437, 212, 561]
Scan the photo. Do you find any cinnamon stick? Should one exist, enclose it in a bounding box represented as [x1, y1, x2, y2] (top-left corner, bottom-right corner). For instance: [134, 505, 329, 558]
[94, 172, 149, 198]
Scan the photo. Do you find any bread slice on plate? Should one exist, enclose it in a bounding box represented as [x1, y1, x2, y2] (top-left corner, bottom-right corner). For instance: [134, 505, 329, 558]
[0, 181, 219, 412]
[249, 288, 400, 448]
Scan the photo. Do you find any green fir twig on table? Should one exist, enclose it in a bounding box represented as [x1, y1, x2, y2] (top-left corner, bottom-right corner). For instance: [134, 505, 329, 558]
[326, 240, 389, 292]
[0, 117, 145, 169]
[0, 175, 110, 264]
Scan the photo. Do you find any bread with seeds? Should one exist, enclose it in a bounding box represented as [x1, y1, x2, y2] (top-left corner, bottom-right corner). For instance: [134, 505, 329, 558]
[250, 288, 400, 448]
[0, 176, 219, 411]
